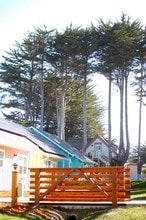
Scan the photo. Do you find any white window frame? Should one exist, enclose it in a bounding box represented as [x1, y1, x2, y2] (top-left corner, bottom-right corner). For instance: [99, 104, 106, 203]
[94, 142, 102, 151]
[92, 142, 102, 158]
[44, 159, 51, 168]
[44, 159, 56, 168]
[18, 155, 28, 175]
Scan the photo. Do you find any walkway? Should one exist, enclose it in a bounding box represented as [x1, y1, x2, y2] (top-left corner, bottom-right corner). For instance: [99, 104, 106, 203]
[0, 197, 146, 207]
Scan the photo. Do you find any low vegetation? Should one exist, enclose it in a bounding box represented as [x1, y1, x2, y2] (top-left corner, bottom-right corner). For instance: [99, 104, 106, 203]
[94, 207, 146, 220]
[131, 180, 146, 200]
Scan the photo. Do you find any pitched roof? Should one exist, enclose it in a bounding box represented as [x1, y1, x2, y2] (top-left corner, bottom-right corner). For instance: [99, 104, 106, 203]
[30, 127, 95, 164]
[0, 119, 65, 157]
[0, 119, 94, 164]
[86, 134, 118, 154]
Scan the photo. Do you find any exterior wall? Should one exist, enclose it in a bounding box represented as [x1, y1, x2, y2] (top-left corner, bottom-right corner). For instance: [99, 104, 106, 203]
[71, 157, 82, 167]
[0, 131, 51, 196]
[85, 137, 117, 165]
[56, 158, 81, 168]
[0, 128, 85, 197]
[29, 150, 43, 168]
[57, 159, 69, 168]
[127, 163, 138, 181]
[0, 145, 30, 196]
[86, 139, 107, 161]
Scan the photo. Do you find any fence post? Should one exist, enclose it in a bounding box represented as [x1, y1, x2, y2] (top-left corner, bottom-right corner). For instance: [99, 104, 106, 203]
[11, 170, 18, 207]
[112, 168, 118, 207]
[34, 169, 40, 205]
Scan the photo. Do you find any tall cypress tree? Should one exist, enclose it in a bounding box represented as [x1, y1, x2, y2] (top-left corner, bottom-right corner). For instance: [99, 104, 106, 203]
[96, 14, 141, 165]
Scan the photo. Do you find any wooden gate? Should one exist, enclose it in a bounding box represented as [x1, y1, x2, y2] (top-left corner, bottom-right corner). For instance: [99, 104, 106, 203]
[29, 167, 130, 207]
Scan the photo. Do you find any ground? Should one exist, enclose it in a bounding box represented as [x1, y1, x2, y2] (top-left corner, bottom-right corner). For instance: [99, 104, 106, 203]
[0, 204, 65, 219]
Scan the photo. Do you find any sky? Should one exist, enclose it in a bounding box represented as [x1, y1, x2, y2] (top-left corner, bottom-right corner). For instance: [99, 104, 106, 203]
[0, 0, 146, 146]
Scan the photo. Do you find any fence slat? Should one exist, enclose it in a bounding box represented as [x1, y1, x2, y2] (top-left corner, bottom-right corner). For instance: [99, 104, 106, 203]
[29, 166, 131, 207]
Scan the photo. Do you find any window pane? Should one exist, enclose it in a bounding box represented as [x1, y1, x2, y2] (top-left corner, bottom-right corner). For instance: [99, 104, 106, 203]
[0, 151, 4, 159]
[18, 155, 28, 174]
[19, 166, 23, 174]
[0, 160, 3, 167]
[24, 158, 27, 165]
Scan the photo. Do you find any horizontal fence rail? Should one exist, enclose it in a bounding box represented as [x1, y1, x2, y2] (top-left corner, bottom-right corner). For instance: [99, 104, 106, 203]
[29, 167, 130, 207]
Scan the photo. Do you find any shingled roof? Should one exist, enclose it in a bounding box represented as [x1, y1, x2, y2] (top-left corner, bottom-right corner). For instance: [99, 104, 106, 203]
[30, 127, 95, 164]
[0, 118, 65, 157]
[0, 119, 95, 164]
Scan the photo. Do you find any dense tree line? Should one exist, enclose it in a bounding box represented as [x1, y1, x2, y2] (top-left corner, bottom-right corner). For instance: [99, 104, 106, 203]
[0, 25, 105, 146]
[0, 14, 146, 165]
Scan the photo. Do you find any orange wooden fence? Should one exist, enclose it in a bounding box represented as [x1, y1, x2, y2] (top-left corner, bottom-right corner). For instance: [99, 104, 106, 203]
[29, 167, 130, 207]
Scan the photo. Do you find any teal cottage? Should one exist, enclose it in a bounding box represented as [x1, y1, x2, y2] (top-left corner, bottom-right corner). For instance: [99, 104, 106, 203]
[30, 127, 94, 168]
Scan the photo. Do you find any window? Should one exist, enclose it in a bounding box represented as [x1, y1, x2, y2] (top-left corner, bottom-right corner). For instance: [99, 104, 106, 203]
[19, 155, 28, 174]
[44, 160, 51, 168]
[87, 152, 92, 159]
[0, 150, 5, 168]
[94, 143, 102, 151]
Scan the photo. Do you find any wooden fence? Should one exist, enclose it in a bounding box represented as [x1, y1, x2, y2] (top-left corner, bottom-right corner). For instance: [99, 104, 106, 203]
[29, 167, 130, 207]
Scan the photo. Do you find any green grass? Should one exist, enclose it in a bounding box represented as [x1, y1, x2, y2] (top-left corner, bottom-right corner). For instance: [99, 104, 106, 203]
[63, 206, 146, 220]
[131, 180, 146, 200]
[0, 213, 38, 220]
[95, 207, 146, 220]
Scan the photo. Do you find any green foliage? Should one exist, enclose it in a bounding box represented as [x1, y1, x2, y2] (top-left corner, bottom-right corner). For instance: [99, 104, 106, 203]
[64, 81, 105, 139]
[129, 144, 146, 164]
[95, 13, 142, 165]
[0, 26, 105, 140]
[0, 14, 145, 149]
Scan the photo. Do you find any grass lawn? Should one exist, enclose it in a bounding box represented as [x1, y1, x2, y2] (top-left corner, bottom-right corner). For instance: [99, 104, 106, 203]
[0, 213, 36, 220]
[131, 180, 146, 200]
[93, 207, 146, 220]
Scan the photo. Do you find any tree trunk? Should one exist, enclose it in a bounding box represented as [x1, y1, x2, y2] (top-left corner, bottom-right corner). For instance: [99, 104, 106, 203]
[59, 86, 65, 140]
[108, 74, 112, 165]
[124, 73, 130, 164]
[83, 73, 87, 152]
[137, 63, 143, 178]
[57, 68, 66, 141]
[118, 72, 125, 165]
[40, 55, 44, 130]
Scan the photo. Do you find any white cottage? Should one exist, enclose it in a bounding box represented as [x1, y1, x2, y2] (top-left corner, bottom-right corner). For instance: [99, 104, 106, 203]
[85, 135, 118, 166]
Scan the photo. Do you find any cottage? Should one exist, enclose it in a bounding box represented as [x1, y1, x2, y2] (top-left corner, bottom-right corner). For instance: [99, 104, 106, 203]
[0, 119, 67, 197]
[30, 127, 94, 168]
[85, 135, 118, 166]
[0, 119, 94, 197]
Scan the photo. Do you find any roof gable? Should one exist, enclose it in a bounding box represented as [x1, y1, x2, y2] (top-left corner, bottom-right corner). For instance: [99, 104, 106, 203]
[86, 134, 118, 154]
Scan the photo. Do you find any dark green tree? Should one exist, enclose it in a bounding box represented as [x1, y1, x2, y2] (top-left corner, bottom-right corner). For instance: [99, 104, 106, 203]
[46, 25, 82, 140]
[95, 14, 141, 165]
[65, 81, 105, 140]
[69, 26, 99, 152]
[95, 19, 116, 164]
[0, 27, 54, 127]
[132, 27, 146, 175]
